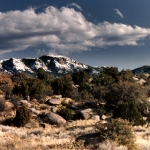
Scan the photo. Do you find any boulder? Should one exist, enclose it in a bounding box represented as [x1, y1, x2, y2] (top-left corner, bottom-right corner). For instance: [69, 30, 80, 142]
[44, 111, 66, 126]
[4, 101, 14, 111]
[1, 109, 16, 119]
[80, 108, 94, 120]
[51, 106, 58, 113]
[91, 115, 100, 121]
[29, 108, 40, 115]
[101, 115, 107, 120]
[19, 100, 31, 108]
[46, 98, 61, 105]
[25, 120, 39, 128]
[137, 79, 146, 85]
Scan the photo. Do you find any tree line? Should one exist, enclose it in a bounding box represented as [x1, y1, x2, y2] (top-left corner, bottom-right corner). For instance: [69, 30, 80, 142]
[1, 67, 150, 125]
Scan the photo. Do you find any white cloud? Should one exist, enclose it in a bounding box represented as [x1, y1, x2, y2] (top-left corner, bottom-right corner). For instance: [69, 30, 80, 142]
[0, 6, 150, 55]
[67, 3, 82, 11]
[114, 9, 124, 18]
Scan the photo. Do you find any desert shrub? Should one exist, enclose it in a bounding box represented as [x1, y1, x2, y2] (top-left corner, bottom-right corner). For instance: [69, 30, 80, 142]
[13, 105, 31, 127]
[0, 85, 12, 99]
[51, 75, 73, 97]
[67, 88, 82, 101]
[118, 69, 135, 82]
[12, 77, 53, 99]
[105, 81, 146, 109]
[10, 95, 22, 108]
[95, 105, 106, 117]
[114, 103, 146, 126]
[72, 70, 89, 85]
[57, 107, 73, 121]
[37, 68, 54, 84]
[96, 118, 136, 149]
[0, 97, 5, 111]
[137, 101, 150, 117]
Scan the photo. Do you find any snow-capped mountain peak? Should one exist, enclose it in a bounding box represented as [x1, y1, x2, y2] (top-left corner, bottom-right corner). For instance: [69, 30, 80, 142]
[0, 55, 103, 76]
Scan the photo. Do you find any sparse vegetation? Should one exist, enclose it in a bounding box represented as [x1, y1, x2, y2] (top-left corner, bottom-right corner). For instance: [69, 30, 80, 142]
[96, 118, 137, 149]
[57, 107, 73, 121]
[0, 67, 150, 148]
[13, 105, 31, 127]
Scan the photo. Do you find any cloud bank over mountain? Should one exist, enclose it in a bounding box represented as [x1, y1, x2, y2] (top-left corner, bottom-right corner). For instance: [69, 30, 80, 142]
[0, 5, 150, 55]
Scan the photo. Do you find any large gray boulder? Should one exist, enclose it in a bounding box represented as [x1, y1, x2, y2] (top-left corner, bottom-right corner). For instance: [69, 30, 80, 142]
[44, 111, 66, 126]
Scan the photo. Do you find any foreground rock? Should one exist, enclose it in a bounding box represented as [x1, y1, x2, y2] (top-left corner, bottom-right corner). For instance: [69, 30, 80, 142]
[42, 111, 66, 126]
[46, 98, 61, 105]
[80, 108, 95, 120]
[4, 101, 14, 111]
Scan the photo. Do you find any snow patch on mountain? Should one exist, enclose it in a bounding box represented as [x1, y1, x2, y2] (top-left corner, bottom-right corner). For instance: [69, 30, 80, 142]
[11, 58, 33, 73]
[31, 58, 48, 71]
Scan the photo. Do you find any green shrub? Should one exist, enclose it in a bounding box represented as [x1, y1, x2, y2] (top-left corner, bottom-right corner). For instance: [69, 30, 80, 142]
[96, 118, 137, 149]
[57, 107, 73, 121]
[114, 103, 146, 126]
[13, 105, 31, 127]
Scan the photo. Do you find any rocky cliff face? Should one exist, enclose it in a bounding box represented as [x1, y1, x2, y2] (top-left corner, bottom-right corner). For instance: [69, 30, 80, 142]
[0, 55, 103, 76]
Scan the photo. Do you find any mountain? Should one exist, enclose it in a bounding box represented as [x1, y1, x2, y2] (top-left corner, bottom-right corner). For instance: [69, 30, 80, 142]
[132, 66, 150, 75]
[0, 55, 103, 76]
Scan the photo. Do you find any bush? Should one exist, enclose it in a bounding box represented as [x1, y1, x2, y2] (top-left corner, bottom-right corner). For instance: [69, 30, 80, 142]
[13, 105, 31, 127]
[96, 118, 136, 149]
[57, 107, 73, 121]
[0, 97, 5, 111]
[114, 103, 146, 126]
[10, 95, 22, 108]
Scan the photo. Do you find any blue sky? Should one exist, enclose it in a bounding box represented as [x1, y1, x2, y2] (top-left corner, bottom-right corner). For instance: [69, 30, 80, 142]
[0, 0, 150, 70]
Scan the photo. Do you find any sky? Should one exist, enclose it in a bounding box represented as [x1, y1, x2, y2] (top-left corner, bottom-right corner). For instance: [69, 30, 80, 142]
[0, 0, 150, 70]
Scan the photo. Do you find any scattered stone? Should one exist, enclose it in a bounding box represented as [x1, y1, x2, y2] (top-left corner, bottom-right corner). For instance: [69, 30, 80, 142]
[46, 98, 61, 105]
[29, 108, 40, 115]
[19, 100, 31, 108]
[25, 120, 39, 128]
[51, 106, 58, 113]
[101, 115, 107, 120]
[137, 79, 146, 85]
[1, 109, 16, 119]
[80, 108, 94, 120]
[4, 101, 14, 111]
[91, 115, 100, 121]
[99, 120, 107, 124]
[31, 99, 38, 104]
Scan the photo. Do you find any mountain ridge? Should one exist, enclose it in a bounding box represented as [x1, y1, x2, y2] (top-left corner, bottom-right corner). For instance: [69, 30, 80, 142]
[132, 65, 150, 75]
[0, 55, 103, 76]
